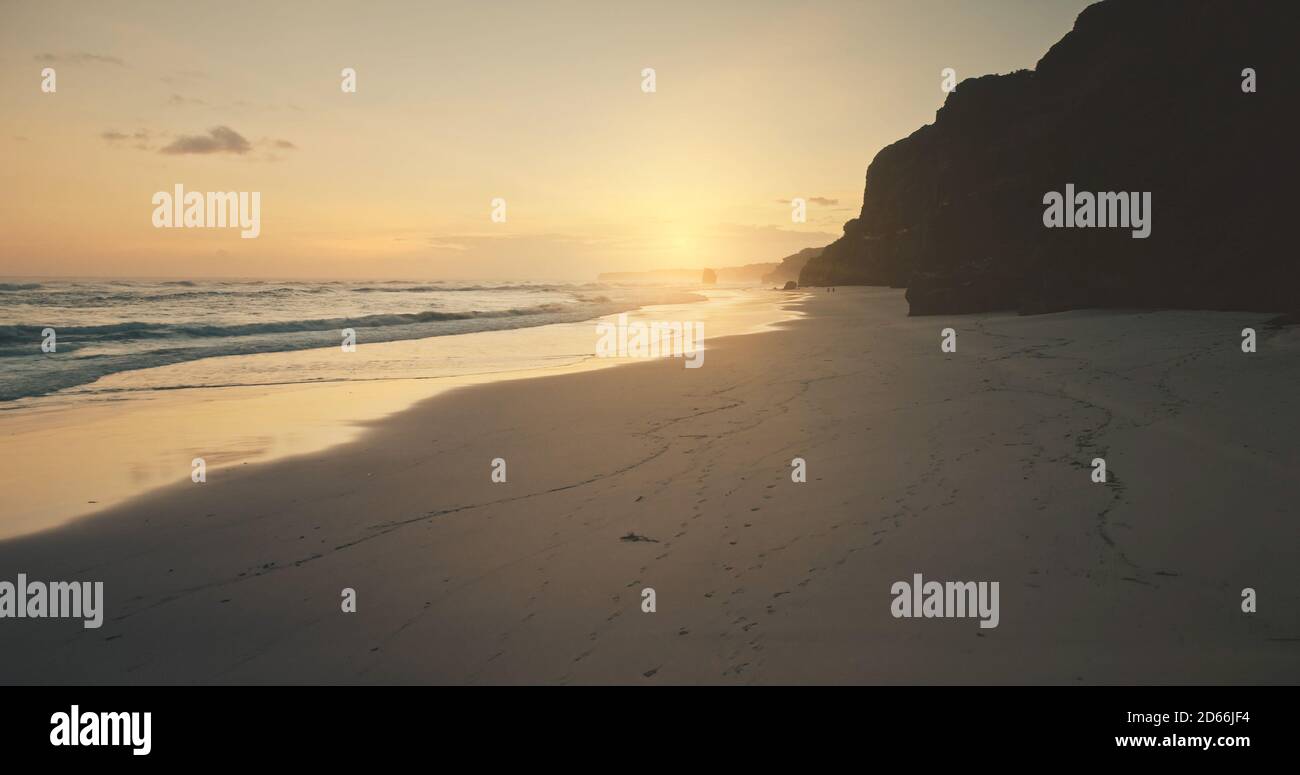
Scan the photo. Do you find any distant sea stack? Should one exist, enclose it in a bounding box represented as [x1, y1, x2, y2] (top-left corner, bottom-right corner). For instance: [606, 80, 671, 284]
[799, 0, 1287, 315]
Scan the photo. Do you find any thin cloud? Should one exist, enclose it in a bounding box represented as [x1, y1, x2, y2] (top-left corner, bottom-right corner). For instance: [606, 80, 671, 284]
[716, 223, 840, 240]
[775, 197, 839, 206]
[34, 52, 125, 67]
[167, 94, 209, 107]
[160, 70, 208, 85]
[101, 129, 156, 150]
[159, 126, 252, 155]
[105, 126, 294, 158]
[427, 240, 470, 251]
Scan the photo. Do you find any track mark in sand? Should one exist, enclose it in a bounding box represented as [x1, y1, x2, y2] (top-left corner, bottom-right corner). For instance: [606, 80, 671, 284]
[620, 532, 659, 543]
[1090, 468, 1137, 571]
[110, 433, 680, 624]
[992, 379, 1141, 574]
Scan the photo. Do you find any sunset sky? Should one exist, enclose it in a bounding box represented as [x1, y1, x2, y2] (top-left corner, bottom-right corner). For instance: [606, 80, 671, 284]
[1, 0, 1090, 281]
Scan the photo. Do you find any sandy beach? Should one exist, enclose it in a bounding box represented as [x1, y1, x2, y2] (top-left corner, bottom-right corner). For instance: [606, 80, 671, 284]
[1, 288, 1297, 684]
[0, 289, 789, 540]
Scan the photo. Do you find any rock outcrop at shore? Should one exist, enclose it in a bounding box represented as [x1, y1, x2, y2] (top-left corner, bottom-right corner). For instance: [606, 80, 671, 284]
[799, 0, 1287, 315]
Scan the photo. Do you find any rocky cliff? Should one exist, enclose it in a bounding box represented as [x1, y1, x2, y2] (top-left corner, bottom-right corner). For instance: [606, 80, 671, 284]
[799, 0, 1288, 315]
[762, 246, 823, 285]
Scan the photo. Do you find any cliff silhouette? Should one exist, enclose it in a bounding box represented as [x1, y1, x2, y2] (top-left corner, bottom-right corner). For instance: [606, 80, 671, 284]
[762, 246, 823, 285]
[799, 0, 1287, 315]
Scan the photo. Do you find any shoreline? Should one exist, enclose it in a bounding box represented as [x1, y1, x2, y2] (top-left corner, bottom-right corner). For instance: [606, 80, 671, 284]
[0, 288, 798, 540]
[1, 288, 1297, 684]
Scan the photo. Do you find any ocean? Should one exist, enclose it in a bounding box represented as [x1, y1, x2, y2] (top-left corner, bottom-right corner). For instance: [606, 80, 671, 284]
[0, 279, 701, 403]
